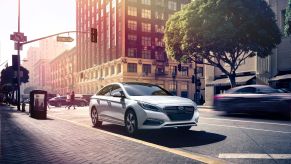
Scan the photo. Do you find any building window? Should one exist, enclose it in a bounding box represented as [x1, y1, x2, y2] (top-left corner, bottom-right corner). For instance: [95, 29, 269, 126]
[281, 9, 286, 30]
[156, 66, 165, 75]
[117, 64, 121, 73]
[155, 37, 164, 47]
[197, 66, 204, 78]
[142, 23, 151, 32]
[154, 24, 164, 33]
[127, 63, 137, 72]
[141, 0, 151, 5]
[128, 20, 137, 30]
[111, 66, 115, 75]
[141, 9, 151, 19]
[142, 64, 151, 74]
[105, 67, 109, 76]
[155, 51, 165, 61]
[128, 48, 137, 57]
[128, 6, 137, 16]
[128, 34, 137, 41]
[155, 12, 164, 20]
[181, 66, 188, 76]
[142, 37, 151, 47]
[142, 50, 151, 59]
[168, 1, 177, 10]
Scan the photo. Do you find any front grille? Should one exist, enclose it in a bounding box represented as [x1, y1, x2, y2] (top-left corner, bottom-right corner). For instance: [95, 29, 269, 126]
[163, 106, 194, 121]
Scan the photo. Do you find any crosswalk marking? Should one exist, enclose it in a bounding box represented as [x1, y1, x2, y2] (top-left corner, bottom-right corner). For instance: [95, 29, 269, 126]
[219, 153, 291, 159]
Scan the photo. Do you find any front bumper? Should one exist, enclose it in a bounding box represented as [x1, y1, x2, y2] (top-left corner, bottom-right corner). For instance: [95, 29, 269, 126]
[137, 107, 199, 130]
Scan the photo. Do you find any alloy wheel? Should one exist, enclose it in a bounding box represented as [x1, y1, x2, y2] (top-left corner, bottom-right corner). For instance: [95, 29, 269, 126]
[91, 108, 102, 127]
[125, 111, 137, 135]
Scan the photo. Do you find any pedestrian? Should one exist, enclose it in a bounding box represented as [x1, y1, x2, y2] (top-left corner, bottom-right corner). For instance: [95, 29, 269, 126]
[68, 91, 76, 109]
[65, 92, 70, 109]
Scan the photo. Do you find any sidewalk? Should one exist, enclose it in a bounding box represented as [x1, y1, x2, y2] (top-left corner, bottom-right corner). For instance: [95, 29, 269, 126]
[0, 104, 201, 164]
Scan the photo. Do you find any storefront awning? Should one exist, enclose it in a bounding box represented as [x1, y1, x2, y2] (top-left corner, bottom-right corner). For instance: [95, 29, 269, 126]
[269, 74, 291, 82]
[206, 75, 255, 87]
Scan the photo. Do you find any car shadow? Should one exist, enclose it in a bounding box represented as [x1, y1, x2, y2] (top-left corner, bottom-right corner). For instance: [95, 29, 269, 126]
[99, 124, 226, 148]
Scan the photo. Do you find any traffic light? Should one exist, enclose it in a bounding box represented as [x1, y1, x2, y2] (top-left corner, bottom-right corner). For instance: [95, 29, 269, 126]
[91, 28, 97, 43]
[192, 75, 195, 83]
[178, 63, 182, 72]
[12, 55, 19, 71]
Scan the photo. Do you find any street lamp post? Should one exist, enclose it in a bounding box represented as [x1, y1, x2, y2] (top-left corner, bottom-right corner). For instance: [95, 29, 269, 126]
[172, 70, 176, 95]
[17, 0, 21, 111]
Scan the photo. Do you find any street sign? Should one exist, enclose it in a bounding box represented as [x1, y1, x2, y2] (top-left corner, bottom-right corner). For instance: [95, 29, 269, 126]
[56, 36, 74, 42]
[14, 42, 23, 50]
[10, 32, 27, 42]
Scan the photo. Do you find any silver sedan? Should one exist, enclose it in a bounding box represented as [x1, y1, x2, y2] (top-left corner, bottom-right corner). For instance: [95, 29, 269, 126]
[89, 82, 199, 135]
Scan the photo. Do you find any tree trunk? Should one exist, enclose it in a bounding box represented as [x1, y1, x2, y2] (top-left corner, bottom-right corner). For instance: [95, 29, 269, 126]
[228, 73, 236, 88]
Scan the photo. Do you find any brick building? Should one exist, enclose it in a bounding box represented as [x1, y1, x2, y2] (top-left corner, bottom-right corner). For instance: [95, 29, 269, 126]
[76, 0, 204, 99]
[50, 47, 77, 95]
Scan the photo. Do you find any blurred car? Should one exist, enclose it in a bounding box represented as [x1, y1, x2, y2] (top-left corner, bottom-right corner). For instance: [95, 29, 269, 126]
[213, 85, 291, 118]
[81, 94, 93, 103]
[48, 96, 88, 107]
[89, 82, 199, 135]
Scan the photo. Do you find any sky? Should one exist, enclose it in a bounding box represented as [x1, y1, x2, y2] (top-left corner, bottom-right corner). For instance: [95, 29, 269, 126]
[0, 0, 76, 69]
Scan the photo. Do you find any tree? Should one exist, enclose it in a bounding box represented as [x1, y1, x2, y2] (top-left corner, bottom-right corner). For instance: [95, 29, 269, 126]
[285, 0, 291, 36]
[0, 66, 29, 85]
[164, 0, 281, 87]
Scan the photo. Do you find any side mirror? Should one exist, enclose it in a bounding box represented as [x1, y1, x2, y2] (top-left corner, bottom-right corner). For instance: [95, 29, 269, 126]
[112, 91, 125, 98]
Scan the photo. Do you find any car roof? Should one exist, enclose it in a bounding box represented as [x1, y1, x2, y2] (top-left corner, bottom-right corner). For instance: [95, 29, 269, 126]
[227, 85, 273, 93]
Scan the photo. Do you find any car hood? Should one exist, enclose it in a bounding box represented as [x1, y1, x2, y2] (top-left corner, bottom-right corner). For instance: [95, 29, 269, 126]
[130, 96, 196, 107]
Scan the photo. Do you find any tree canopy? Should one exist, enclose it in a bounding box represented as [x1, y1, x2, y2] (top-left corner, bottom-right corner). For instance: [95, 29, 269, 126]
[0, 66, 29, 85]
[164, 0, 281, 87]
[285, 0, 291, 36]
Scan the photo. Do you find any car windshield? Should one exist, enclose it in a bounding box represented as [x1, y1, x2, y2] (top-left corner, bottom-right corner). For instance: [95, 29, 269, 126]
[123, 83, 172, 96]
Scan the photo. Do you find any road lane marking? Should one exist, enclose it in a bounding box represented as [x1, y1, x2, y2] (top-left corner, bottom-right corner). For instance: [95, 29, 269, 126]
[200, 123, 291, 134]
[48, 114, 224, 164]
[219, 153, 291, 159]
[200, 117, 291, 127]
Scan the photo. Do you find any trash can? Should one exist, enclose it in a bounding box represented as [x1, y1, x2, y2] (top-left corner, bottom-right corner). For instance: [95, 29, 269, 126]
[29, 90, 47, 119]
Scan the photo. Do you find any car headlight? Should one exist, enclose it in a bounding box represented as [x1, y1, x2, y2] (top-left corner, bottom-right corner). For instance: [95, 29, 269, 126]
[137, 102, 160, 111]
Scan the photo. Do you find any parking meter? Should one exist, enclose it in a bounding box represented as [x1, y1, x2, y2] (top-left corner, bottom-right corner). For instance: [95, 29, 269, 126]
[29, 90, 47, 119]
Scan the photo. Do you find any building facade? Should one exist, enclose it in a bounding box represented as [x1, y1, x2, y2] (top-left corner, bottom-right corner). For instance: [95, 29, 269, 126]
[50, 47, 77, 95]
[76, 0, 204, 99]
[258, 0, 291, 90]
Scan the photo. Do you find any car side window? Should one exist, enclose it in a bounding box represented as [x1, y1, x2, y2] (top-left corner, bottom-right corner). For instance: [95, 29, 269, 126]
[236, 87, 256, 94]
[97, 85, 112, 96]
[111, 85, 123, 96]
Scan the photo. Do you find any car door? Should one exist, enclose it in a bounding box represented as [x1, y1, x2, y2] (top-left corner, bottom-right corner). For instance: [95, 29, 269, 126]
[106, 84, 126, 125]
[234, 87, 257, 111]
[96, 85, 112, 120]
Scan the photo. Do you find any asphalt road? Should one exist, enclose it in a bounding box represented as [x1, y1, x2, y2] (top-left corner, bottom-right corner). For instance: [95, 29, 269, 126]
[41, 106, 291, 163]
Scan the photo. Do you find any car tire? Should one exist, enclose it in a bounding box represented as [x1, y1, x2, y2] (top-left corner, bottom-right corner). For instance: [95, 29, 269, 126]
[91, 107, 102, 127]
[125, 110, 138, 135]
[177, 126, 192, 131]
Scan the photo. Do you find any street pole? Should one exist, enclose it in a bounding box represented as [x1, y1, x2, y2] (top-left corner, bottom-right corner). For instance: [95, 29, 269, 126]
[17, 0, 21, 111]
[194, 60, 198, 103]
